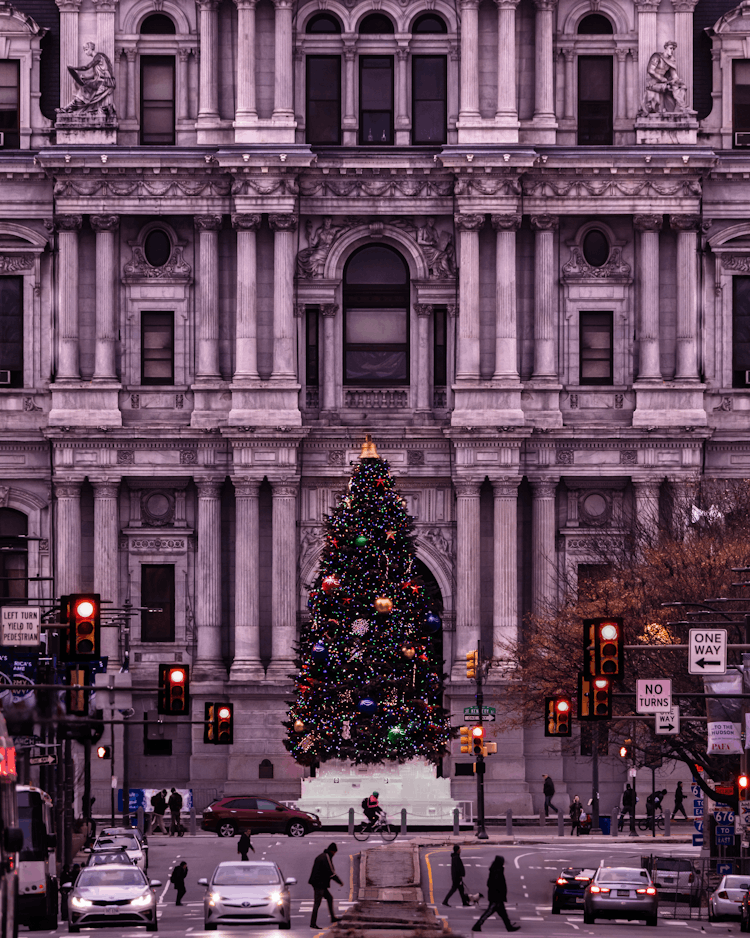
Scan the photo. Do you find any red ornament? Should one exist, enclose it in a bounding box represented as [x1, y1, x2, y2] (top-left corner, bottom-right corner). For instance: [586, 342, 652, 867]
[375, 478, 386, 487]
[321, 575, 341, 594]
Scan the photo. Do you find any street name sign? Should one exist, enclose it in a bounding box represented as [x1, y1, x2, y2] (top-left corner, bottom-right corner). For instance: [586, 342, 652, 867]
[0, 607, 40, 647]
[29, 754, 56, 766]
[655, 706, 680, 735]
[636, 679, 672, 713]
[463, 706, 496, 722]
[688, 629, 727, 675]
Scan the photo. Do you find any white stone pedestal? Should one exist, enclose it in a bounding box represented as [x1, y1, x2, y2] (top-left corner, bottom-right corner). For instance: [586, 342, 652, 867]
[295, 758, 461, 828]
[635, 113, 698, 145]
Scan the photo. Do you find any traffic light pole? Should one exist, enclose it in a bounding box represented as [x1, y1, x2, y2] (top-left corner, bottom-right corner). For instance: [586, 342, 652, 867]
[476, 641, 488, 841]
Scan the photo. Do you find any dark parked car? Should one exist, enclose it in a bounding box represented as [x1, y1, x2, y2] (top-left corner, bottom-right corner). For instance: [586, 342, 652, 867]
[201, 797, 321, 838]
[551, 868, 595, 914]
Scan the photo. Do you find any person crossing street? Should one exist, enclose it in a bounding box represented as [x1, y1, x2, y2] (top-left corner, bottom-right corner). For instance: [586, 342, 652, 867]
[443, 845, 470, 907]
[309, 843, 342, 929]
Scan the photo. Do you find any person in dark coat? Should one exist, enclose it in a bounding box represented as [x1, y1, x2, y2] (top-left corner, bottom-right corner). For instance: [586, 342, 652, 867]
[619, 784, 636, 831]
[569, 796, 584, 837]
[237, 830, 254, 861]
[168, 788, 184, 837]
[443, 845, 470, 907]
[309, 842, 342, 928]
[170, 861, 188, 906]
[472, 855, 520, 932]
[542, 775, 558, 817]
[672, 781, 687, 820]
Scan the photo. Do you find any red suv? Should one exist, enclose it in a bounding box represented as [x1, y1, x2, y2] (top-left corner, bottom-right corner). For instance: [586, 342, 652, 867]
[201, 796, 322, 838]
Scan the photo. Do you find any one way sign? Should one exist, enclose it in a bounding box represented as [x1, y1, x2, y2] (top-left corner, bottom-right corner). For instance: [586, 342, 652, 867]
[655, 706, 680, 736]
[688, 629, 727, 675]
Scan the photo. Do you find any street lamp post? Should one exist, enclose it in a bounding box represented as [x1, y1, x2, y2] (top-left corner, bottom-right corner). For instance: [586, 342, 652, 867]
[476, 640, 488, 840]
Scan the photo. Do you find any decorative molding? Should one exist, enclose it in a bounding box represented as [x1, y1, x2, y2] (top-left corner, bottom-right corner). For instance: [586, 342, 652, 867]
[721, 255, 750, 273]
[415, 304, 433, 317]
[669, 214, 702, 232]
[130, 394, 140, 409]
[23, 397, 42, 412]
[53, 214, 83, 231]
[620, 450, 638, 466]
[194, 214, 223, 232]
[454, 176, 521, 197]
[526, 178, 701, 199]
[54, 177, 232, 199]
[117, 449, 135, 465]
[90, 214, 120, 233]
[530, 214, 560, 232]
[231, 213, 261, 231]
[556, 450, 574, 465]
[327, 450, 345, 466]
[129, 537, 187, 551]
[300, 177, 454, 198]
[714, 395, 733, 412]
[562, 245, 631, 280]
[407, 450, 425, 466]
[0, 254, 34, 273]
[454, 213, 485, 232]
[269, 214, 299, 232]
[179, 450, 197, 465]
[123, 244, 191, 281]
[0, 486, 9, 507]
[1, 2, 49, 35]
[231, 176, 299, 197]
[491, 213, 522, 231]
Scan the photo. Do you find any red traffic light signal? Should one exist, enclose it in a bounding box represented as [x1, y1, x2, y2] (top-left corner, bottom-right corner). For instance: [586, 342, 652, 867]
[578, 674, 612, 720]
[158, 664, 190, 715]
[216, 704, 234, 745]
[583, 617, 624, 679]
[96, 745, 111, 759]
[739, 774, 749, 798]
[545, 696, 572, 737]
[65, 594, 101, 660]
[471, 724, 484, 755]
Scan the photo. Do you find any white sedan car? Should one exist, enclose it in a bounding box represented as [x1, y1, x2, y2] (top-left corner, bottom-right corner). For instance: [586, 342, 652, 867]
[90, 833, 147, 872]
[199, 861, 296, 930]
[709, 875, 750, 920]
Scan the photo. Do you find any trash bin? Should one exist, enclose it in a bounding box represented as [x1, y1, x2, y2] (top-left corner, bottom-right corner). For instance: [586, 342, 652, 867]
[599, 816, 611, 835]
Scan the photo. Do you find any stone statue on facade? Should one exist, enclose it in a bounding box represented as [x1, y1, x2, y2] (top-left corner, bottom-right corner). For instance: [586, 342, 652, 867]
[56, 42, 117, 143]
[638, 41, 688, 116]
[296, 218, 343, 278]
[416, 218, 457, 279]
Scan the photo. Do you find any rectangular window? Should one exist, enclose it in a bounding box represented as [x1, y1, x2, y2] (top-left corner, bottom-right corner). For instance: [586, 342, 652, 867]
[345, 307, 408, 384]
[734, 60, 750, 145]
[0, 61, 19, 149]
[140, 56, 175, 145]
[141, 311, 174, 385]
[306, 307, 319, 387]
[733, 276, 750, 387]
[306, 56, 341, 145]
[0, 277, 22, 388]
[579, 311, 613, 385]
[141, 564, 175, 642]
[433, 305, 447, 386]
[577, 56, 613, 146]
[360, 56, 393, 144]
[412, 56, 447, 144]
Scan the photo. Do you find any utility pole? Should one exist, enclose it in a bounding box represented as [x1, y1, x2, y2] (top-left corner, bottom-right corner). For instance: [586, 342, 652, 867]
[591, 722, 601, 833]
[475, 640, 488, 840]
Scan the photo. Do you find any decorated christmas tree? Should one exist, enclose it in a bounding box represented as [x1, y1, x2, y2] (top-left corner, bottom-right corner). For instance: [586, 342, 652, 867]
[285, 436, 451, 766]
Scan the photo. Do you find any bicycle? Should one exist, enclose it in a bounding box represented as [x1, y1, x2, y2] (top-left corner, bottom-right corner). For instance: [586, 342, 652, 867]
[352, 812, 398, 842]
[637, 811, 665, 832]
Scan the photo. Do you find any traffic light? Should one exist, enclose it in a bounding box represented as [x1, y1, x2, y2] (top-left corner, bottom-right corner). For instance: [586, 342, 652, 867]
[158, 664, 190, 715]
[739, 774, 749, 799]
[96, 745, 111, 759]
[544, 696, 572, 737]
[579, 674, 612, 720]
[216, 704, 234, 744]
[466, 650, 479, 680]
[619, 739, 633, 760]
[204, 702, 216, 744]
[583, 617, 624, 679]
[66, 667, 88, 715]
[65, 594, 101, 660]
[483, 742, 498, 756]
[471, 724, 484, 755]
[459, 726, 471, 754]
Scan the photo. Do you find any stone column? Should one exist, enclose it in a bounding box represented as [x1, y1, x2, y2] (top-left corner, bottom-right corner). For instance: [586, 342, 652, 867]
[455, 214, 484, 381]
[92, 0, 116, 63]
[232, 214, 261, 381]
[670, 0, 697, 108]
[230, 478, 263, 680]
[56, 0, 81, 108]
[634, 479, 661, 543]
[634, 214, 662, 381]
[177, 49, 190, 122]
[125, 48, 136, 121]
[458, 0, 480, 120]
[495, 0, 520, 122]
[492, 214, 521, 381]
[635, 0, 659, 102]
[563, 48, 575, 119]
[671, 214, 701, 382]
[197, 0, 219, 121]
[531, 477, 558, 617]
[55, 480, 82, 597]
[533, 0, 557, 121]
[235, 0, 258, 121]
[342, 41, 357, 135]
[194, 214, 222, 380]
[55, 215, 83, 381]
[530, 214, 559, 380]
[454, 479, 481, 670]
[492, 477, 520, 650]
[267, 478, 298, 678]
[627, 49, 637, 118]
[272, 0, 295, 120]
[616, 48, 628, 123]
[92, 480, 120, 664]
[269, 214, 298, 380]
[396, 46, 410, 140]
[194, 478, 224, 679]
[415, 304, 432, 412]
[320, 304, 338, 412]
[91, 214, 119, 382]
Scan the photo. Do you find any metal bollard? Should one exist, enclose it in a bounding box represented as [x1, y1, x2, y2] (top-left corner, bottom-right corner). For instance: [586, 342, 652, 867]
[348, 807, 354, 836]
[136, 806, 144, 835]
[558, 810, 564, 837]
[506, 809, 513, 837]
[401, 809, 407, 835]
[664, 812, 670, 837]
[539, 807, 546, 828]
[453, 808, 460, 836]
[612, 807, 619, 837]
[189, 806, 197, 837]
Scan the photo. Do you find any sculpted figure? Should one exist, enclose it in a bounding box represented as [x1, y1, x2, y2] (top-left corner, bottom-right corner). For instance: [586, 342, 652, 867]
[638, 41, 688, 116]
[417, 218, 457, 279]
[61, 43, 116, 118]
[296, 218, 343, 278]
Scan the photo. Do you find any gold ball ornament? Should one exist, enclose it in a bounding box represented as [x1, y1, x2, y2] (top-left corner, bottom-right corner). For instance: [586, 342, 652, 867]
[374, 596, 394, 614]
[401, 644, 416, 659]
[293, 719, 304, 733]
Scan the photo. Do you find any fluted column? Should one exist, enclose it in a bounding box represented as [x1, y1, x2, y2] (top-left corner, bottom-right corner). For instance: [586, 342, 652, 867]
[533, 0, 557, 122]
[616, 48, 628, 122]
[267, 479, 298, 678]
[671, 0, 697, 108]
[531, 478, 557, 617]
[396, 47, 409, 137]
[194, 479, 224, 679]
[530, 214, 559, 380]
[635, 0, 658, 102]
[235, 0, 258, 122]
[91, 215, 119, 382]
[55, 215, 83, 381]
[55, 480, 82, 597]
[230, 478, 263, 680]
[563, 48, 575, 119]
[269, 214, 298, 380]
[197, 0, 219, 121]
[492, 214, 521, 382]
[125, 48, 136, 120]
[232, 214, 261, 381]
[671, 214, 701, 382]
[91, 0, 116, 63]
[495, 0, 520, 122]
[415, 304, 432, 412]
[634, 214, 662, 381]
[272, 0, 294, 120]
[458, 0, 480, 120]
[342, 41, 356, 135]
[56, 0, 81, 107]
[177, 49, 190, 122]
[320, 304, 338, 412]
[195, 215, 222, 380]
[455, 214, 484, 381]
[454, 479, 481, 671]
[492, 477, 520, 649]
[92, 480, 120, 665]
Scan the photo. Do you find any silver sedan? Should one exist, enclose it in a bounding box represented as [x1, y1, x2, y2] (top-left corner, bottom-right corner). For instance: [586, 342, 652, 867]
[583, 866, 658, 926]
[709, 875, 750, 920]
[199, 861, 296, 930]
[66, 864, 161, 933]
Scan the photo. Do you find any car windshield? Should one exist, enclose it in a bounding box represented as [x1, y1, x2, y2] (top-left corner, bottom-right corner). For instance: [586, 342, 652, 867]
[213, 865, 281, 886]
[724, 876, 750, 889]
[101, 829, 141, 840]
[78, 869, 146, 888]
[597, 868, 650, 884]
[96, 836, 138, 851]
[89, 853, 131, 866]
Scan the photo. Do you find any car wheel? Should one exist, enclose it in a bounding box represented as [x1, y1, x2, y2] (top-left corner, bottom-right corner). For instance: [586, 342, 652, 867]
[146, 922, 158, 932]
[287, 821, 307, 838]
[68, 925, 79, 934]
[583, 911, 594, 925]
[204, 923, 217, 931]
[741, 913, 748, 933]
[646, 915, 658, 927]
[551, 899, 561, 915]
[279, 921, 291, 930]
[708, 906, 716, 922]
[218, 822, 236, 838]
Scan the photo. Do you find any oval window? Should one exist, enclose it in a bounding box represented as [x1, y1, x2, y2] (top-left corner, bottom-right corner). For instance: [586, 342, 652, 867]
[144, 230, 172, 267]
[582, 230, 610, 268]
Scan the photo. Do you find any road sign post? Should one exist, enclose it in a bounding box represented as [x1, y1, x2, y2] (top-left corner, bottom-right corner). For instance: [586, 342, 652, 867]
[688, 629, 727, 675]
[655, 706, 680, 735]
[463, 706, 496, 723]
[636, 679, 673, 713]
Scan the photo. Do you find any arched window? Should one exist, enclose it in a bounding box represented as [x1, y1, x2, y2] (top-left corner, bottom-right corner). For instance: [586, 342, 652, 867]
[582, 229, 610, 268]
[359, 13, 394, 34]
[412, 13, 447, 33]
[577, 14, 613, 34]
[306, 13, 341, 34]
[0, 508, 27, 603]
[344, 246, 409, 385]
[259, 759, 274, 779]
[140, 13, 176, 34]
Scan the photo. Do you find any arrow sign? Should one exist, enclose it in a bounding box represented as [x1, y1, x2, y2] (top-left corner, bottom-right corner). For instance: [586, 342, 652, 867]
[655, 706, 680, 735]
[29, 754, 57, 766]
[689, 629, 727, 675]
[636, 679, 672, 713]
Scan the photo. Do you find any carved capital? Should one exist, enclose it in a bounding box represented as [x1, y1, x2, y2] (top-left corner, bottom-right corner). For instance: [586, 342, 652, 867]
[530, 214, 559, 232]
[194, 214, 223, 232]
[615, 47, 628, 62]
[415, 303, 433, 317]
[196, 479, 223, 499]
[90, 213, 120, 233]
[454, 213, 485, 232]
[293, 303, 306, 318]
[634, 214, 663, 232]
[92, 480, 120, 499]
[125, 47, 137, 63]
[196, 0, 219, 10]
[55, 0, 82, 10]
[233, 0, 258, 8]
[233, 477, 262, 497]
[491, 213, 522, 232]
[54, 214, 83, 232]
[343, 41, 356, 61]
[271, 480, 299, 498]
[533, 0, 557, 10]
[492, 476, 521, 498]
[669, 214, 701, 232]
[273, 0, 294, 9]
[231, 213, 261, 231]
[54, 480, 82, 499]
[178, 48, 190, 63]
[91, 0, 117, 11]
[530, 478, 558, 499]
[269, 213, 298, 232]
[396, 48, 409, 62]
[320, 303, 339, 318]
[494, 0, 521, 8]
[454, 479, 482, 497]
[633, 0, 659, 10]
[670, 0, 697, 10]
[447, 304, 459, 318]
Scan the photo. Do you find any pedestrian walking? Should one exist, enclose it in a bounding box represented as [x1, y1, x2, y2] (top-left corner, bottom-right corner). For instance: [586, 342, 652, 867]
[308, 842, 342, 928]
[619, 784, 636, 831]
[168, 787, 184, 837]
[237, 830, 255, 861]
[150, 789, 168, 835]
[569, 796, 585, 837]
[170, 861, 188, 906]
[472, 855, 520, 933]
[671, 781, 688, 820]
[542, 775, 558, 817]
[443, 845, 470, 907]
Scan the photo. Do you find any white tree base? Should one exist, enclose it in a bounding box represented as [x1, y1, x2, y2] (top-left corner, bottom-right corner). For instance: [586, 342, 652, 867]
[295, 758, 462, 827]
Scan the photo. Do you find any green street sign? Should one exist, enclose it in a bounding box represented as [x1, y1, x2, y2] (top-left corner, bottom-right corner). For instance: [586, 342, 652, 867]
[463, 706, 496, 722]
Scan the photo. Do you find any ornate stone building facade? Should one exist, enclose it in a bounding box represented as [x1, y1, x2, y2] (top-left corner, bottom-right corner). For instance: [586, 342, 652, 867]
[0, 0, 748, 814]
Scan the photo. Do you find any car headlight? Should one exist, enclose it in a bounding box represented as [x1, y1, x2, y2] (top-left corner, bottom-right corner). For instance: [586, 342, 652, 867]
[71, 897, 93, 909]
[269, 891, 283, 905]
[208, 892, 222, 906]
[204, 806, 213, 813]
[130, 894, 153, 908]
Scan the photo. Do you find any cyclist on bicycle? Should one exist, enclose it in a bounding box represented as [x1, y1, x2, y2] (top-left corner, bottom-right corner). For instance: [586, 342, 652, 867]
[363, 792, 384, 830]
